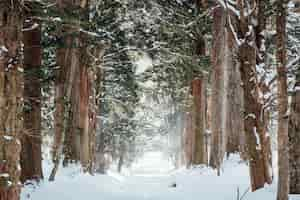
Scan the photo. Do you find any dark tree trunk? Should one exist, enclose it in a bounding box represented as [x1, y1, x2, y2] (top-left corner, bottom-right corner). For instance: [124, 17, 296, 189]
[192, 78, 207, 165]
[0, 2, 23, 200]
[20, 19, 43, 183]
[289, 70, 300, 194]
[239, 42, 271, 191]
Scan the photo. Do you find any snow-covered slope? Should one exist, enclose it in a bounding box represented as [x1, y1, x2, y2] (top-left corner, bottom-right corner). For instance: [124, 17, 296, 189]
[21, 153, 300, 200]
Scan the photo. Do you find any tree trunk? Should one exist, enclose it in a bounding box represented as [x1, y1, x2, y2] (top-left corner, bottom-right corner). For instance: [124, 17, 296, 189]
[50, 8, 81, 180]
[209, 6, 227, 172]
[225, 12, 245, 157]
[88, 66, 97, 173]
[184, 110, 194, 167]
[50, 0, 94, 179]
[233, 0, 272, 191]
[276, 0, 289, 199]
[226, 61, 244, 156]
[239, 42, 271, 191]
[62, 32, 82, 165]
[0, 2, 23, 200]
[79, 57, 90, 170]
[20, 19, 43, 183]
[289, 70, 300, 194]
[192, 78, 207, 165]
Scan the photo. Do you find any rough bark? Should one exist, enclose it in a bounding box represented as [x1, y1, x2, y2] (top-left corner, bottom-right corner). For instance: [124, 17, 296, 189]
[289, 70, 300, 194]
[79, 56, 90, 170]
[209, 6, 227, 172]
[0, 2, 23, 200]
[88, 66, 97, 173]
[62, 32, 82, 166]
[276, 0, 289, 199]
[50, 1, 82, 180]
[20, 19, 43, 183]
[49, 31, 70, 181]
[233, 0, 273, 191]
[192, 78, 207, 165]
[239, 42, 271, 191]
[226, 62, 244, 156]
[50, 0, 95, 179]
[256, 0, 273, 185]
[225, 13, 245, 157]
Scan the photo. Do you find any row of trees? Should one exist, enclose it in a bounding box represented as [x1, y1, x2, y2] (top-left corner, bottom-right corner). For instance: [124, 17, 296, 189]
[176, 1, 299, 200]
[0, 1, 299, 200]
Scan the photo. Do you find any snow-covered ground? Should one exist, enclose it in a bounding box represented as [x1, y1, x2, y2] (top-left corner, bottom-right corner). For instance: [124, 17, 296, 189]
[21, 152, 300, 200]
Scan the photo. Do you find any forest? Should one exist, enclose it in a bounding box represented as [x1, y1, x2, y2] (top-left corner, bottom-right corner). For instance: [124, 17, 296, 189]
[0, 0, 300, 200]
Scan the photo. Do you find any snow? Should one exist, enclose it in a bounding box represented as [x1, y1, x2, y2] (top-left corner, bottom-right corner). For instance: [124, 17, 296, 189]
[20, 151, 300, 200]
[253, 127, 261, 150]
[3, 135, 13, 140]
[135, 53, 153, 75]
[0, 45, 8, 57]
[245, 113, 256, 119]
[131, 152, 174, 175]
[0, 173, 10, 178]
[22, 23, 39, 32]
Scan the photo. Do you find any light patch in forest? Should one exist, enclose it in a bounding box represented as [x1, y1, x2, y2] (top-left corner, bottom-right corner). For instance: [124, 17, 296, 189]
[134, 52, 153, 75]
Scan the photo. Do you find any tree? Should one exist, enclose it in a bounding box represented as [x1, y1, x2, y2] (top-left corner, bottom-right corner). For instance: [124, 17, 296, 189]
[191, 77, 208, 165]
[0, 1, 23, 199]
[219, 0, 273, 191]
[92, 0, 140, 173]
[288, 0, 300, 194]
[50, 0, 102, 179]
[209, 6, 227, 172]
[289, 67, 300, 194]
[20, 17, 43, 183]
[276, 0, 290, 199]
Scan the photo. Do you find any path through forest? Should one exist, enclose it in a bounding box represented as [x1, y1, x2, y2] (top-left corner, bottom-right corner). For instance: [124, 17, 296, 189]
[20, 152, 300, 200]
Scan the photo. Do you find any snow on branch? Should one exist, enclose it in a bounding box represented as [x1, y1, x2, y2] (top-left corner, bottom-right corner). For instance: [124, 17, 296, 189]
[228, 15, 241, 46]
[287, 55, 300, 69]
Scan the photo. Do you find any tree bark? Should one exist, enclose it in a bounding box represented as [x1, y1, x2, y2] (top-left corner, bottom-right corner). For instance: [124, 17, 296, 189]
[20, 19, 43, 183]
[50, 1, 82, 179]
[289, 70, 300, 194]
[233, 0, 273, 191]
[225, 12, 245, 157]
[0, 2, 23, 200]
[50, 0, 95, 178]
[276, 0, 289, 199]
[239, 42, 271, 191]
[209, 6, 227, 173]
[192, 78, 207, 165]
[79, 56, 90, 170]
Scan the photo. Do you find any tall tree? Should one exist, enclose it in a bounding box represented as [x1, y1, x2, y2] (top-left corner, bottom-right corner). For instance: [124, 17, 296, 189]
[191, 77, 207, 165]
[50, 0, 100, 179]
[289, 67, 300, 194]
[209, 6, 227, 172]
[276, 0, 289, 199]
[0, 0, 23, 199]
[228, 0, 273, 190]
[288, 0, 300, 194]
[20, 18, 43, 183]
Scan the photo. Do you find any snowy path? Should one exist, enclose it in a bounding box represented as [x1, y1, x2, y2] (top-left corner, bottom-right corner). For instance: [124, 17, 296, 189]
[21, 152, 300, 200]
